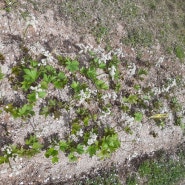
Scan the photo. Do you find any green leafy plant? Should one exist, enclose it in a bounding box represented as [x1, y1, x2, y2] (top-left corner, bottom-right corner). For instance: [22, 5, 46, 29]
[0, 68, 4, 80]
[174, 45, 185, 59]
[98, 130, 120, 159]
[81, 67, 97, 82]
[22, 68, 39, 90]
[123, 94, 138, 104]
[4, 103, 34, 119]
[95, 79, 109, 90]
[45, 147, 59, 164]
[138, 68, 148, 76]
[0, 135, 43, 166]
[66, 59, 79, 73]
[134, 112, 143, 122]
[124, 125, 133, 135]
[22, 135, 43, 156]
[3, 49, 124, 165]
[4, 0, 17, 12]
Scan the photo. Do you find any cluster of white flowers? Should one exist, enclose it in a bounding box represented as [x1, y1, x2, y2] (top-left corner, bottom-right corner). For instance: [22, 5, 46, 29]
[76, 129, 84, 137]
[26, 14, 38, 31]
[99, 108, 111, 120]
[38, 59, 47, 66]
[88, 89, 97, 96]
[76, 44, 124, 64]
[30, 84, 44, 99]
[113, 48, 125, 58]
[1, 145, 12, 155]
[42, 50, 54, 63]
[30, 84, 42, 92]
[101, 91, 117, 101]
[87, 132, 97, 145]
[29, 43, 54, 63]
[127, 63, 136, 76]
[121, 113, 134, 125]
[77, 43, 94, 54]
[108, 65, 117, 80]
[152, 78, 177, 95]
[99, 52, 112, 64]
[78, 88, 92, 104]
[70, 134, 78, 142]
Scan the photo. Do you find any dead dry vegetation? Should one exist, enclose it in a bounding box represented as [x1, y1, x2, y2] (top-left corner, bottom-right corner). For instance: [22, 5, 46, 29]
[0, 0, 185, 184]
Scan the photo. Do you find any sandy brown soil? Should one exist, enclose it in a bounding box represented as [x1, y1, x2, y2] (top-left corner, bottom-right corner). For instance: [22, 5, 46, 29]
[0, 0, 185, 184]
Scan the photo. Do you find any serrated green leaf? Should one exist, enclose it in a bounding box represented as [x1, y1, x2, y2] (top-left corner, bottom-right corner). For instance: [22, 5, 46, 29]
[59, 141, 69, 152]
[123, 94, 138, 104]
[21, 81, 31, 91]
[87, 67, 97, 81]
[0, 68, 4, 80]
[40, 106, 49, 117]
[52, 156, 59, 164]
[57, 72, 65, 80]
[87, 145, 97, 157]
[98, 62, 106, 69]
[66, 60, 79, 73]
[71, 81, 79, 90]
[76, 144, 84, 154]
[28, 92, 37, 103]
[18, 104, 34, 117]
[53, 80, 65, 89]
[0, 156, 8, 164]
[45, 147, 58, 158]
[68, 152, 77, 162]
[95, 80, 109, 90]
[24, 68, 38, 82]
[71, 123, 81, 134]
[38, 91, 47, 98]
[32, 142, 43, 151]
[40, 80, 48, 89]
[30, 60, 38, 67]
[134, 112, 143, 122]
[83, 117, 89, 126]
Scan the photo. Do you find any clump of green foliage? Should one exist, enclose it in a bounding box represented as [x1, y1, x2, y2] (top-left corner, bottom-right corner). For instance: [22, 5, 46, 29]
[1, 48, 123, 164]
[0, 134, 43, 166]
[126, 148, 185, 185]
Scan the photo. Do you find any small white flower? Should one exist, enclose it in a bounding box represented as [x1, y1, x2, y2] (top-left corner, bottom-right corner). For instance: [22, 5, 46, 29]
[78, 88, 91, 104]
[87, 133, 97, 145]
[128, 63, 136, 76]
[99, 52, 112, 64]
[41, 59, 47, 66]
[111, 91, 117, 101]
[35, 93, 39, 99]
[30, 86, 35, 90]
[76, 129, 83, 137]
[42, 50, 54, 62]
[70, 134, 78, 142]
[113, 48, 125, 58]
[99, 108, 111, 120]
[6, 147, 12, 155]
[108, 65, 116, 80]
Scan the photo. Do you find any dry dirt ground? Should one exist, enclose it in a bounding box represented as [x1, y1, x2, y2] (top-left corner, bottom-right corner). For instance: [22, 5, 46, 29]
[0, 0, 185, 184]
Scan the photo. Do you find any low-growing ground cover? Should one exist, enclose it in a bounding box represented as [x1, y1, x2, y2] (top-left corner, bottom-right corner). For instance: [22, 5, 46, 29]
[0, 0, 185, 184]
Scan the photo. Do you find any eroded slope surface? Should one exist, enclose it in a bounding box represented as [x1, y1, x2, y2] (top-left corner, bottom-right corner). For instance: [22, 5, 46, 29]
[0, 0, 185, 184]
